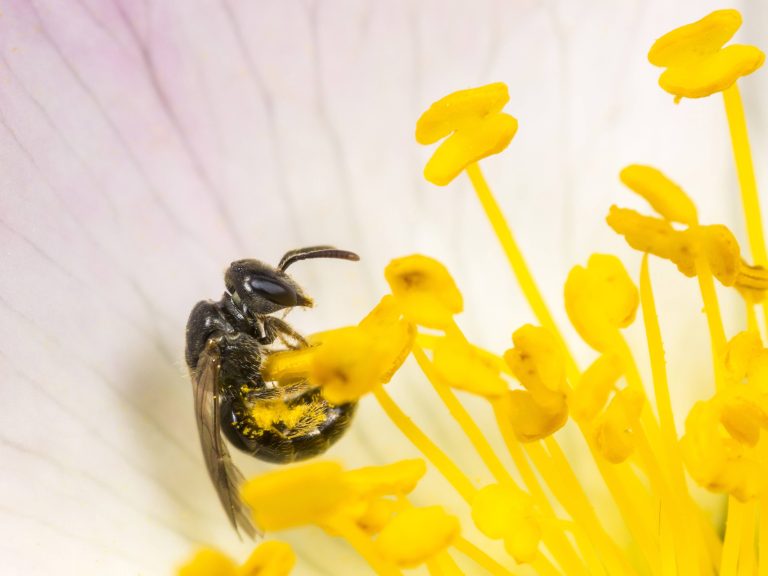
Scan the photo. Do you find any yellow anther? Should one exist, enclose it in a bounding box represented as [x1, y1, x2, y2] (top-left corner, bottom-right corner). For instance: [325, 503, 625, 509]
[358, 295, 403, 332]
[658, 45, 765, 100]
[594, 388, 644, 464]
[355, 498, 400, 535]
[649, 9, 764, 100]
[736, 262, 768, 303]
[571, 354, 624, 422]
[385, 255, 463, 329]
[505, 389, 568, 442]
[724, 331, 763, 382]
[606, 206, 688, 269]
[344, 459, 427, 498]
[619, 165, 698, 225]
[504, 324, 567, 406]
[720, 395, 763, 447]
[308, 318, 414, 404]
[682, 395, 768, 501]
[648, 9, 742, 67]
[607, 206, 743, 286]
[261, 346, 314, 384]
[308, 327, 387, 404]
[178, 542, 296, 576]
[503, 517, 542, 565]
[564, 254, 639, 352]
[240, 541, 297, 576]
[358, 298, 416, 385]
[748, 352, 768, 393]
[263, 297, 413, 399]
[375, 506, 460, 568]
[433, 335, 508, 398]
[416, 83, 510, 144]
[178, 548, 237, 576]
[697, 224, 741, 286]
[416, 83, 518, 186]
[471, 483, 530, 539]
[470, 484, 542, 564]
[240, 462, 351, 531]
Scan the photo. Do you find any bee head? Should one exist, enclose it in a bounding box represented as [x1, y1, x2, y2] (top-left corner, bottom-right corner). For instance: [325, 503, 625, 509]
[225, 260, 311, 315]
[225, 247, 358, 316]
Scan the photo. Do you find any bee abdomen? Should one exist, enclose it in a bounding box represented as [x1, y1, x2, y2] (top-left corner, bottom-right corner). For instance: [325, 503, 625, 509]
[220, 390, 357, 464]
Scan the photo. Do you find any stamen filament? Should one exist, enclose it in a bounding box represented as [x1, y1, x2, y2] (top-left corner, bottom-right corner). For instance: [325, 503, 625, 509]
[723, 84, 766, 266]
[411, 345, 515, 486]
[640, 255, 681, 461]
[531, 555, 563, 576]
[633, 429, 698, 575]
[747, 301, 759, 334]
[500, 422, 640, 575]
[372, 386, 477, 503]
[721, 498, 747, 576]
[696, 255, 727, 388]
[465, 162, 578, 383]
[759, 497, 768, 575]
[452, 537, 517, 576]
[416, 332, 514, 377]
[740, 503, 757, 576]
[565, 520, 608, 576]
[426, 552, 462, 576]
[412, 344, 588, 574]
[539, 439, 643, 576]
[639, 255, 718, 572]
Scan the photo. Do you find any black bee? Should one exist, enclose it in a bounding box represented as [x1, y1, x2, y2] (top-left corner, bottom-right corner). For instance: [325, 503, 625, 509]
[185, 246, 359, 537]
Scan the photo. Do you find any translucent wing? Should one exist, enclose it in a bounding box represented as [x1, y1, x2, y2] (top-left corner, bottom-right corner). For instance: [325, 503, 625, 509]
[192, 338, 258, 538]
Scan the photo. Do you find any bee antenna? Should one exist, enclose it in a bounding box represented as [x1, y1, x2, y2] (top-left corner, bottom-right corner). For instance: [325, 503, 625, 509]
[278, 246, 360, 272]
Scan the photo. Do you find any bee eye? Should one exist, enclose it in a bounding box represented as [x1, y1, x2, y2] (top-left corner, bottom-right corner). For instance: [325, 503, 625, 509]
[248, 276, 297, 306]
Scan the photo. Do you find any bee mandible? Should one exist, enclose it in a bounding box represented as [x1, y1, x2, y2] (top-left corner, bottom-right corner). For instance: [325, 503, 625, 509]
[184, 246, 359, 537]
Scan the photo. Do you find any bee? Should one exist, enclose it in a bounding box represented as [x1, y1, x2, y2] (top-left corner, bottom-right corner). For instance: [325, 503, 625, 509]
[185, 246, 360, 537]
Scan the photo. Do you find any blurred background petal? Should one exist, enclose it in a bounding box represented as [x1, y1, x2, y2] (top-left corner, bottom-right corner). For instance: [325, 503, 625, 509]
[0, 0, 765, 574]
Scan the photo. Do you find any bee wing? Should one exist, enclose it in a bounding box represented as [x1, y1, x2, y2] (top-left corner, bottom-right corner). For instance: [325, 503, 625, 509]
[193, 339, 258, 539]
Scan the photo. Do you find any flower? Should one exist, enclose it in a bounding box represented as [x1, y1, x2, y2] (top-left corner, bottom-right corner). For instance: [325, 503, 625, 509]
[1, 2, 766, 575]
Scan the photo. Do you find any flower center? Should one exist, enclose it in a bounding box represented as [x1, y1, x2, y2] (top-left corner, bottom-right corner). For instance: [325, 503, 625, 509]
[178, 9, 768, 576]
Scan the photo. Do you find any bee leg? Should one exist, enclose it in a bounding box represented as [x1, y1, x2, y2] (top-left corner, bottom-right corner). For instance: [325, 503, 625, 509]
[263, 316, 308, 350]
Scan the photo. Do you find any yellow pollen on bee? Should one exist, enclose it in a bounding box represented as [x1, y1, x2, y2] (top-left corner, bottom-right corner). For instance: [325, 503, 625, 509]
[249, 400, 319, 433]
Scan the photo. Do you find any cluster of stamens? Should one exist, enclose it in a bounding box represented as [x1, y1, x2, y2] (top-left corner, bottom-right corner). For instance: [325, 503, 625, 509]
[179, 9, 768, 576]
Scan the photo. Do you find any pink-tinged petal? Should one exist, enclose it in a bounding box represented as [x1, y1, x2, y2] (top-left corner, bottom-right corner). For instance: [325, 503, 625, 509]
[0, 0, 762, 574]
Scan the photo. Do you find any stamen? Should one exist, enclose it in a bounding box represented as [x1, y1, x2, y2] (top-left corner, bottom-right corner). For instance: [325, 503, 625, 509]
[640, 256, 713, 568]
[375, 506, 460, 569]
[452, 537, 517, 576]
[721, 498, 748, 576]
[760, 497, 768, 575]
[412, 346, 513, 485]
[183, 11, 768, 571]
[372, 385, 477, 503]
[464, 162, 579, 383]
